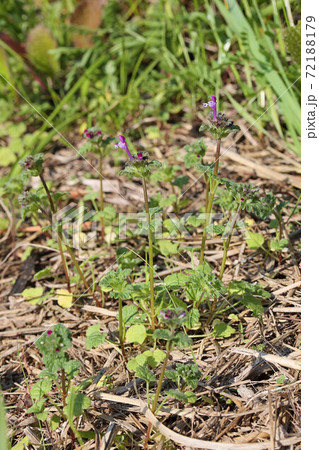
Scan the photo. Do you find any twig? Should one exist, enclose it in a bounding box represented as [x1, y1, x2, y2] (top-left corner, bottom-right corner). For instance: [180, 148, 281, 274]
[272, 281, 301, 296]
[94, 392, 301, 449]
[230, 347, 301, 370]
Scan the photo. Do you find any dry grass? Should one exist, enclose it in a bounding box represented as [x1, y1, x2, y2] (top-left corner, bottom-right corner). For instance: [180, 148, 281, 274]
[0, 117, 300, 449]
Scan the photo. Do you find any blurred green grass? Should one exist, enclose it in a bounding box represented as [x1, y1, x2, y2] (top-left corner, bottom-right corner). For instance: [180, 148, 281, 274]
[0, 0, 301, 178]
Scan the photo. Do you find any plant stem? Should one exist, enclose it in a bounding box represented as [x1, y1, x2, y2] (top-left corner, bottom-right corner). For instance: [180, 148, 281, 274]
[57, 234, 71, 292]
[99, 152, 105, 242]
[142, 177, 156, 332]
[45, 420, 58, 450]
[39, 173, 56, 214]
[61, 369, 67, 407]
[39, 171, 102, 306]
[145, 340, 172, 447]
[199, 139, 221, 265]
[219, 203, 242, 281]
[64, 241, 101, 307]
[38, 173, 72, 292]
[206, 204, 241, 326]
[118, 297, 127, 361]
[9, 199, 16, 246]
[194, 290, 207, 310]
[204, 173, 209, 211]
[274, 210, 283, 263]
[151, 342, 171, 413]
[274, 210, 283, 240]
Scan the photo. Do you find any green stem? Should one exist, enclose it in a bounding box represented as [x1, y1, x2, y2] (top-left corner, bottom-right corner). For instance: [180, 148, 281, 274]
[39, 173, 56, 214]
[146, 381, 150, 408]
[261, 245, 279, 262]
[204, 173, 209, 211]
[151, 341, 171, 413]
[274, 210, 283, 240]
[199, 140, 221, 265]
[38, 175, 98, 301]
[57, 234, 71, 292]
[274, 210, 283, 263]
[68, 418, 84, 447]
[61, 369, 67, 407]
[38, 173, 72, 292]
[219, 203, 242, 281]
[9, 198, 16, 245]
[194, 290, 207, 310]
[142, 177, 156, 332]
[206, 204, 241, 326]
[118, 297, 127, 361]
[44, 393, 65, 419]
[99, 152, 105, 242]
[145, 340, 172, 447]
[64, 242, 101, 307]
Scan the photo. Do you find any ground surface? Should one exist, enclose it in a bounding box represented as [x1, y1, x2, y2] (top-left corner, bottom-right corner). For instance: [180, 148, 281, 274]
[1, 118, 301, 449]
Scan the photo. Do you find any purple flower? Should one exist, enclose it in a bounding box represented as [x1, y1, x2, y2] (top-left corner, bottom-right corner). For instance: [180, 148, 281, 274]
[84, 128, 103, 139]
[159, 309, 172, 320]
[241, 197, 244, 202]
[47, 330, 53, 336]
[114, 135, 133, 160]
[159, 308, 186, 321]
[203, 95, 217, 120]
[55, 348, 60, 353]
[137, 152, 143, 160]
[23, 156, 34, 169]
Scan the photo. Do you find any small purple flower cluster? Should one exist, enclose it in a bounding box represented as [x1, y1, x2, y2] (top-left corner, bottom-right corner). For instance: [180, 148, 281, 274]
[84, 129, 102, 139]
[114, 135, 149, 163]
[19, 153, 44, 176]
[46, 329, 61, 353]
[212, 113, 235, 129]
[24, 156, 34, 169]
[114, 135, 133, 160]
[202, 95, 239, 138]
[159, 308, 186, 321]
[203, 95, 217, 120]
[160, 310, 172, 320]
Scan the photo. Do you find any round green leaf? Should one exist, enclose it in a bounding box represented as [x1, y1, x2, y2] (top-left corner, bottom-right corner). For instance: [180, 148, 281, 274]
[126, 324, 147, 345]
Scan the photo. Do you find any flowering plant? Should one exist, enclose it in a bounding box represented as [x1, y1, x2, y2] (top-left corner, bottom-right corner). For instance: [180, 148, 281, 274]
[116, 135, 161, 178]
[200, 96, 240, 139]
[27, 324, 89, 446]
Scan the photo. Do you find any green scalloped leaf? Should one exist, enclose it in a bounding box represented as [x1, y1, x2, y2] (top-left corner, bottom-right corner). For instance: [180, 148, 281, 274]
[63, 387, 91, 418]
[213, 322, 236, 338]
[126, 324, 147, 345]
[158, 240, 179, 256]
[245, 230, 264, 249]
[30, 379, 52, 400]
[135, 366, 156, 382]
[85, 324, 106, 350]
[164, 272, 188, 289]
